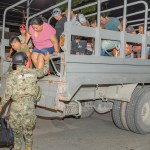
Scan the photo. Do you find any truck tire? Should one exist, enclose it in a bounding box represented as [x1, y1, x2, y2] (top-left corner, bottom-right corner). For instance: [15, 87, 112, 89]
[120, 102, 129, 130]
[126, 86, 150, 134]
[112, 100, 125, 130]
[81, 102, 94, 118]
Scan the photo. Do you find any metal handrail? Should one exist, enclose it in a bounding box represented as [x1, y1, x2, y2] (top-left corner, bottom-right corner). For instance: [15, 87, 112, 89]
[128, 18, 150, 24]
[26, 0, 70, 27]
[132, 22, 150, 27]
[85, 1, 148, 33]
[120, 0, 127, 58]
[2, 0, 28, 39]
[47, 0, 109, 24]
[86, 5, 145, 18]
[96, 0, 101, 56]
[127, 9, 150, 28]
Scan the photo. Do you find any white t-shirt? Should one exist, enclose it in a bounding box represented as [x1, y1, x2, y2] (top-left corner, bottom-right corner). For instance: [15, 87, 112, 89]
[71, 14, 86, 26]
[18, 35, 33, 48]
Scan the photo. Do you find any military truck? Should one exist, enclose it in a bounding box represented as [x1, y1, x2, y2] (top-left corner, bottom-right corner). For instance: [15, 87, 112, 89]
[1, 0, 150, 134]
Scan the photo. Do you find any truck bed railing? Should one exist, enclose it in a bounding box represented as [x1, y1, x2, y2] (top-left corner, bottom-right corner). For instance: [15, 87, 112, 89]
[2, 0, 28, 39]
[64, 22, 149, 57]
[64, 0, 148, 59]
[26, 0, 71, 27]
[0, 0, 149, 78]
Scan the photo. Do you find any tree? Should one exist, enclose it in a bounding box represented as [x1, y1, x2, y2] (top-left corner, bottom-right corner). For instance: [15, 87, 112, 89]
[56, 0, 97, 18]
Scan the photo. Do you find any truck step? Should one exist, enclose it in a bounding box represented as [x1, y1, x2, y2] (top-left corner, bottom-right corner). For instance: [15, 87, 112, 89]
[63, 101, 79, 116]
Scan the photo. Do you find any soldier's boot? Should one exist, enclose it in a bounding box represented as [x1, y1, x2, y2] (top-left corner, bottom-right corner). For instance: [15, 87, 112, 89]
[25, 147, 32, 150]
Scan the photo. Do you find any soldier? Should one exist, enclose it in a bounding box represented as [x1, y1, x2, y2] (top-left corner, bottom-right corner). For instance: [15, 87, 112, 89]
[0, 52, 50, 150]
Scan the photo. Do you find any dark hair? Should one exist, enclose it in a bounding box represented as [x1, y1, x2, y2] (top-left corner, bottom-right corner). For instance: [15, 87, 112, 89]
[90, 20, 97, 24]
[39, 15, 48, 23]
[139, 24, 144, 28]
[101, 12, 110, 18]
[30, 17, 44, 26]
[9, 36, 21, 45]
[65, 7, 74, 13]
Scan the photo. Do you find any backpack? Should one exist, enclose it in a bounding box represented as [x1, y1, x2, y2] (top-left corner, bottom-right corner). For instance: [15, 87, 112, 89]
[12, 70, 41, 100]
[76, 14, 90, 26]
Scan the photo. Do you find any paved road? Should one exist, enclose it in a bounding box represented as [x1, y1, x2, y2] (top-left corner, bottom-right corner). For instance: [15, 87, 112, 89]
[31, 112, 150, 150]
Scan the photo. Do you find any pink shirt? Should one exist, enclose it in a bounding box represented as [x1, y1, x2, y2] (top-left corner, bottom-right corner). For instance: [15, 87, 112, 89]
[29, 23, 56, 50]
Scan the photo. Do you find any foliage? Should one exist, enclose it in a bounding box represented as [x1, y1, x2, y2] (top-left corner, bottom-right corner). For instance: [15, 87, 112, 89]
[56, 0, 97, 14]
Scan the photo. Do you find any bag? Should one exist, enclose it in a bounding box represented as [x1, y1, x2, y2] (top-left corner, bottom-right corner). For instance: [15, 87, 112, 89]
[0, 118, 14, 148]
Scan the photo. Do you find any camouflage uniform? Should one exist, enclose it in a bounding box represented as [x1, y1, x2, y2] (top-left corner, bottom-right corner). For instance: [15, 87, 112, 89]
[0, 60, 49, 150]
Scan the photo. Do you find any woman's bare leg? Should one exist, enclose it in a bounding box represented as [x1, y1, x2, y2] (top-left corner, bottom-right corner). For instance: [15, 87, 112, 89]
[37, 53, 45, 69]
[31, 52, 39, 68]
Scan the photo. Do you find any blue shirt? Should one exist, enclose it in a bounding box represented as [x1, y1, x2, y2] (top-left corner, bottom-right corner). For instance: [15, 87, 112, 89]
[104, 17, 120, 31]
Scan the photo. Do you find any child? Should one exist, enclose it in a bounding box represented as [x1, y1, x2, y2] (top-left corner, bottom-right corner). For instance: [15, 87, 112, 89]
[71, 36, 87, 55]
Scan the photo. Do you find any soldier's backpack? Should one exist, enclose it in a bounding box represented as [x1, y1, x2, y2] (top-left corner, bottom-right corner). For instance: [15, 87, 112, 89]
[0, 118, 14, 149]
[12, 70, 41, 100]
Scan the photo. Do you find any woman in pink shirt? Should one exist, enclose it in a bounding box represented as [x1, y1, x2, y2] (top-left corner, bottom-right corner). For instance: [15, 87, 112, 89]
[25, 17, 59, 69]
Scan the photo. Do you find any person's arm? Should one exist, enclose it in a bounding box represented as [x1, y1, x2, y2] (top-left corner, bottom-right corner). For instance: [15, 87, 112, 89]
[25, 32, 31, 45]
[125, 44, 132, 55]
[132, 31, 137, 34]
[131, 26, 136, 34]
[118, 24, 123, 31]
[0, 75, 13, 112]
[50, 34, 59, 55]
[21, 44, 31, 57]
[133, 46, 142, 52]
[5, 48, 13, 60]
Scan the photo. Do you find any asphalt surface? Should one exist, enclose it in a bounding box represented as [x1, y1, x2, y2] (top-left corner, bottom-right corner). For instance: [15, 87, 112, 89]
[1, 112, 150, 150]
[30, 112, 150, 150]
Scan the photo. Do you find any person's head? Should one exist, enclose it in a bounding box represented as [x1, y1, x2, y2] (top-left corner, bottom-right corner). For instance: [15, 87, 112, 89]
[52, 8, 62, 20]
[90, 20, 97, 28]
[121, 18, 128, 26]
[30, 17, 44, 32]
[12, 52, 28, 66]
[138, 24, 144, 34]
[19, 24, 26, 36]
[100, 13, 109, 25]
[65, 8, 75, 19]
[10, 36, 21, 51]
[39, 15, 48, 23]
